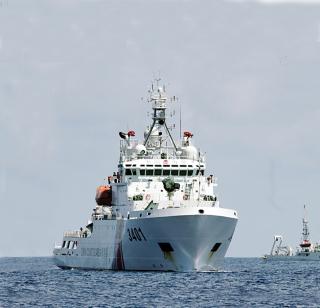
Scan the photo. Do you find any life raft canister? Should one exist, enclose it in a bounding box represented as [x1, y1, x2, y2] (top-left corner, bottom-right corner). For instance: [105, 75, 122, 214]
[95, 185, 112, 206]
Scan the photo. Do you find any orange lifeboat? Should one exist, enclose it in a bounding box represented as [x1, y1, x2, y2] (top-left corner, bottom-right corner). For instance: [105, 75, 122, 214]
[95, 185, 112, 206]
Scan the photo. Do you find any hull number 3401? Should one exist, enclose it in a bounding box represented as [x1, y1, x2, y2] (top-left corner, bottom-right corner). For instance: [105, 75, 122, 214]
[127, 228, 147, 241]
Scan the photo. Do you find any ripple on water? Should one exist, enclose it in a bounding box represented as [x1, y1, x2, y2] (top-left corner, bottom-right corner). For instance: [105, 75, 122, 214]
[0, 257, 320, 307]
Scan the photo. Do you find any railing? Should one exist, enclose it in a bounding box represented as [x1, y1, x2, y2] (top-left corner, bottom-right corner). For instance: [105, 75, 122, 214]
[122, 153, 205, 162]
[119, 140, 205, 162]
[63, 230, 81, 238]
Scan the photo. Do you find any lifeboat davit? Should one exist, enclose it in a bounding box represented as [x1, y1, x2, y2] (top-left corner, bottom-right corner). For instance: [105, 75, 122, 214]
[127, 130, 136, 137]
[183, 131, 193, 138]
[95, 185, 112, 206]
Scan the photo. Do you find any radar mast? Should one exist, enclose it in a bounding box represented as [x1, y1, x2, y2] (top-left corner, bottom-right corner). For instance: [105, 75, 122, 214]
[144, 80, 178, 151]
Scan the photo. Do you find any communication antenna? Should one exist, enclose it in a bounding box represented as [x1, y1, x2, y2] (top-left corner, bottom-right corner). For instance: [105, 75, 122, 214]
[197, 153, 201, 202]
[179, 97, 181, 141]
[155, 77, 161, 88]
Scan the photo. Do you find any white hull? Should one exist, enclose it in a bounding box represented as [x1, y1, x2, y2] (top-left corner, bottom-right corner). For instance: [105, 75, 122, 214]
[54, 207, 237, 271]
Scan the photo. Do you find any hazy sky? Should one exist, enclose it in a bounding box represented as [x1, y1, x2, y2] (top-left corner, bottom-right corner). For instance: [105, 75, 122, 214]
[1, 0, 320, 257]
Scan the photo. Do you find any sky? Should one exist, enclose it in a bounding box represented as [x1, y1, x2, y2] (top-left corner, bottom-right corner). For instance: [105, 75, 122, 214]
[1, 0, 320, 257]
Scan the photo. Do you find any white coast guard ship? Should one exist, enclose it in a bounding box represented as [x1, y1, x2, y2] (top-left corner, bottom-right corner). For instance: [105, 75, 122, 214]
[263, 206, 320, 261]
[53, 83, 238, 271]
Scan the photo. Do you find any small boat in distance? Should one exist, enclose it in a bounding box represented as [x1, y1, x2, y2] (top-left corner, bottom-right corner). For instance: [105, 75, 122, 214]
[263, 205, 320, 261]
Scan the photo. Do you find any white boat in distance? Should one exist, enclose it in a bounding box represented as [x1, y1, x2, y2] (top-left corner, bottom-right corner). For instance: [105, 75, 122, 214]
[263, 206, 320, 261]
[53, 82, 238, 271]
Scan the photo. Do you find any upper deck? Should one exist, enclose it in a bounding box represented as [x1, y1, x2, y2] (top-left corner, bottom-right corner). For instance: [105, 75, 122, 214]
[120, 158, 206, 179]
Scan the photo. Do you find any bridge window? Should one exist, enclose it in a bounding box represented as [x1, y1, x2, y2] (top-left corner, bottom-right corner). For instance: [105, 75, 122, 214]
[140, 169, 146, 176]
[163, 169, 170, 176]
[125, 169, 132, 176]
[171, 169, 179, 176]
[196, 169, 204, 176]
[146, 169, 153, 176]
[155, 169, 162, 176]
[137, 167, 199, 177]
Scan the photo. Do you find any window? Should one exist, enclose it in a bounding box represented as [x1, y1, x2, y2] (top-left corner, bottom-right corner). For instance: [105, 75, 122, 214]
[180, 165, 187, 167]
[132, 169, 137, 176]
[171, 169, 178, 176]
[146, 169, 153, 176]
[154, 169, 162, 176]
[140, 169, 146, 176]
[62, 241, 66, 248]
[188, 170, 193, 176]
[147, 164, 153, 167]
[155, 164, 161, 167]
[172, 165, 178, 167]
[163, 169, 170, 176]
[179, 170, 187, 176]
[125, 169, 132, 176]
[200, 170, 204, 176]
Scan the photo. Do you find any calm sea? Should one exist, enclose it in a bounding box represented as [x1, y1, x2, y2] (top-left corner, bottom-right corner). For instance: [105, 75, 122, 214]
[0, 257, 319, 307]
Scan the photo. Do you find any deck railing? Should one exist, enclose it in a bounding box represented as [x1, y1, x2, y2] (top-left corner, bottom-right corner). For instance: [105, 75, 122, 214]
[63, 230, 81, 238]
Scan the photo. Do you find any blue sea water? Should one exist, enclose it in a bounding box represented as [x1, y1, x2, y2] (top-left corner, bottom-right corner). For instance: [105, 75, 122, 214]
[0, 257, 319, 307]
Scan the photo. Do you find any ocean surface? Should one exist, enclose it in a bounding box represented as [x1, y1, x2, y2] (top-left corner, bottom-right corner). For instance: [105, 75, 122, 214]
[0, 257, 319, 307]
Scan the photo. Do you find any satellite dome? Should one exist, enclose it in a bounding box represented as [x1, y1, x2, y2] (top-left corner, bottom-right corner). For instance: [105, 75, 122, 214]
[135, 144, 147, 155]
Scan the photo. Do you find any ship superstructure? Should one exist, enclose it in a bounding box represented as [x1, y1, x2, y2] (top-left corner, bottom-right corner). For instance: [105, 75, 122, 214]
[53, 82, 238, 271]
[264, 205, 320, 261]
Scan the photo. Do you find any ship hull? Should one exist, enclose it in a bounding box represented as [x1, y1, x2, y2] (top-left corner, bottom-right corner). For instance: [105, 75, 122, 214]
[53, 207, 237, 271]
[264, 253, 320, 261]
